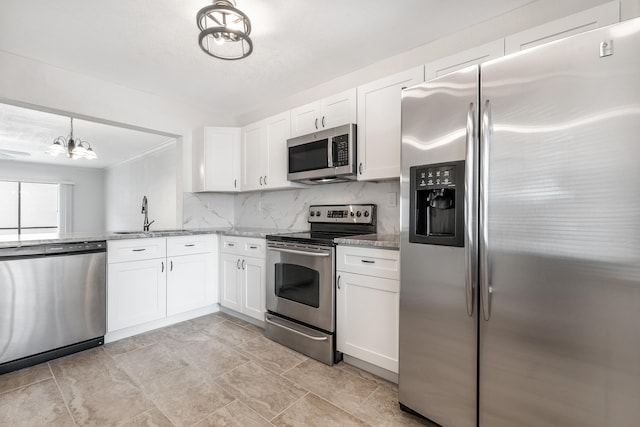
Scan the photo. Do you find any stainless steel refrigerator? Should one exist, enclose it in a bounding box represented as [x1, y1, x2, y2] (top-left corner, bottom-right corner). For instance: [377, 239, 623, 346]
[399, 18, 640, 427]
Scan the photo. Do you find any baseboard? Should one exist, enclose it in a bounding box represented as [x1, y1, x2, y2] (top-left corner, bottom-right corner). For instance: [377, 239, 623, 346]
[343, 354, 398, 384]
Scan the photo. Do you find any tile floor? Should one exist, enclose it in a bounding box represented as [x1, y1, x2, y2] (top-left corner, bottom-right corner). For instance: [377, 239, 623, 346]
[0, 311, 436, 427]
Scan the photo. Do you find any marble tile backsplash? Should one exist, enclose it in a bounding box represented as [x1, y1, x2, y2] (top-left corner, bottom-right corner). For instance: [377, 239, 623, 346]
[183, 181, 400, 235]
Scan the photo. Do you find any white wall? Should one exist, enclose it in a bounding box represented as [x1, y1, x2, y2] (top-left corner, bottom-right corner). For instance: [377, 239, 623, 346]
[105, 143, 178, 231]
[0, 160, 105, 233]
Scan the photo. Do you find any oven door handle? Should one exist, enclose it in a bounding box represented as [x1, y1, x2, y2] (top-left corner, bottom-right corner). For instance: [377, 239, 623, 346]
[267, 247, 331, 257]
[265, 315, 329, 341]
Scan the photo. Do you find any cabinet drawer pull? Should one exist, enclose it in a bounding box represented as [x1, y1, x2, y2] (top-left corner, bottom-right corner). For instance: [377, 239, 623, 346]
[249, 245, 258, 249]
[361, 259, 375, 264]
[227, 243, 235, 247]
[132, 248, 146, 252]
[184, 244, 196, 247]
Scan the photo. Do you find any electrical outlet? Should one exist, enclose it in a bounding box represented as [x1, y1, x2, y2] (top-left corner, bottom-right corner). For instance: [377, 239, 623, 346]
[386, 192, 397, 207]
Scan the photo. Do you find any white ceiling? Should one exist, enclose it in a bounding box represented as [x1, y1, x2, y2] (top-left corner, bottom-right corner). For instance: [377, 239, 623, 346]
[0, 0, 532, 168]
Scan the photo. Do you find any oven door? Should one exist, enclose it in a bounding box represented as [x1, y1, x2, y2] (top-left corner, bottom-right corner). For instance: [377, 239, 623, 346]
[266, 241, 335, 332]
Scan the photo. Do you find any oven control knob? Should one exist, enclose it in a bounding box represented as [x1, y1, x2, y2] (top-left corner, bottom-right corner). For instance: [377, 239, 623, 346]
[364, 211, 370, 217]
[350, 211, 355, 217]
[356, 211, 362, 217]
[310, 211, 315, 217]
[315, 211, 321, 217]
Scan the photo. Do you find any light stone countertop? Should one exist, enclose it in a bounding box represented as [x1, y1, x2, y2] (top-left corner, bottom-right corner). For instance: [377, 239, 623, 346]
[334, 233, 400, 249]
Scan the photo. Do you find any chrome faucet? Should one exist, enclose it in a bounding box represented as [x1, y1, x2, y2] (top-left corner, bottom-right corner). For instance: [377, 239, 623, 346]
[141, 196, 155, 231]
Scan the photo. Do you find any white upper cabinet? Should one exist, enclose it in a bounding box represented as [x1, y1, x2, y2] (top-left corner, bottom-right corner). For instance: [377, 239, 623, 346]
[192, 127, 241, 192]
[241, 111, 302, 191]
[505, 1, 619, 54]
[424, 40, 505, 81]
[290, 89, 357, 138]
[356, 66, 424, 181]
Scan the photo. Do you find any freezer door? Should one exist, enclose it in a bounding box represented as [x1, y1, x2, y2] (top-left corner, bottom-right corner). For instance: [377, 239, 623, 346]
[399, 66, 478, 427]
[479, 19, 640, 427]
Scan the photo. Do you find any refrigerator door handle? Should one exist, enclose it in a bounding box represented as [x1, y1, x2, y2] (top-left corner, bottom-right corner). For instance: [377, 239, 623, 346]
[464, 101, 477, 317]
[480, 99, 492, 321]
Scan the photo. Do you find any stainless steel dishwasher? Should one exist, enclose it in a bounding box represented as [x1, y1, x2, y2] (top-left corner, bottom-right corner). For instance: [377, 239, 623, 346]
[0, 241, 106, 374]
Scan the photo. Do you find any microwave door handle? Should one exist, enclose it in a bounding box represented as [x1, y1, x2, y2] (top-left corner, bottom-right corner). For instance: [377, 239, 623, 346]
[268, 247, 331, 257]
[327, 138, 333, 167]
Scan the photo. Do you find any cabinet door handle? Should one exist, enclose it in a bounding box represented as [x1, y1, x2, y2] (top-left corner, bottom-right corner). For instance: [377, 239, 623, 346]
[359, 162, 363, 174]
[259, 176, 263, 186]
[314, 118, 318, 129]
[170, 260, 173, 271]
[264, 175, 268, 185]
[237, 259, 241, 269]
[161, 261, 164, 272]
[321, 116, 325, 127]
[241, 259, 246, 270]
[132, 248, 146, 252]
[234, 179, 237, 188]
[337, 275, 341, 289]
[361, 259, 375, 264]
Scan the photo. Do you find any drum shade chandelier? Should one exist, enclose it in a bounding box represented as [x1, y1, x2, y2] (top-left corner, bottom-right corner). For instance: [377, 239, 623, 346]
[46, 117, 97, 160]
[197, 0, 253, 60]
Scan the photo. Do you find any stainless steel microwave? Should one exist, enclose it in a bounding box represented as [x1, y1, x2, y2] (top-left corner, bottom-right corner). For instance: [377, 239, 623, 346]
[287, 123, 357, 184]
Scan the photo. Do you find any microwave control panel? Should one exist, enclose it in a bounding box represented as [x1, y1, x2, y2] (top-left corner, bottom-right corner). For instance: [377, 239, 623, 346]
[332, 134, 349, 167]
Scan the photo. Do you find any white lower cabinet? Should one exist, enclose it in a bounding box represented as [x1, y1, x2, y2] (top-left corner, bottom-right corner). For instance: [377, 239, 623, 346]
[220, 236, 266, 322]
[336, 245, 400, 373]
[107, 234, 218, 338]
[108, 256, 167, 331]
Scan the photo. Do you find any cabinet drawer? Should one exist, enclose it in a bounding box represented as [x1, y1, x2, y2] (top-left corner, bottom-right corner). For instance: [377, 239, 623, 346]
[167, 234, 215, 257]
[336, 246, 399, 280]
[108, 238, 166, 263]
[221, 236, 265, 258]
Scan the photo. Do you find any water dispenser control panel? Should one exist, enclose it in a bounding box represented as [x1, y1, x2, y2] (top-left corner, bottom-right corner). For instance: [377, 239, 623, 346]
[410, 160, 465, 247]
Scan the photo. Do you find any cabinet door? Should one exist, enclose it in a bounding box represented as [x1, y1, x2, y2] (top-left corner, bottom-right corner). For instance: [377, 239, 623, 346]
[336, 271, 399, 373]
[290, 101, 322, 138]
[321, 88, 357, 129]
[107, 259, 167, 332]
[220, 253, 242, 312]
[166, 253, 215, 316]
[264, 111, 292, 189]
[241, 256, 266, 321]
[241, 122, 266, 191]
[192, 127, 241, 192]
[357, 67, 423, 181]
[505, 1, 619, 54]
[424, 40, 504, 80]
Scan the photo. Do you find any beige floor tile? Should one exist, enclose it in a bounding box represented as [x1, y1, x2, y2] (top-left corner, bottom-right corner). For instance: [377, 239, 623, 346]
[352, 383, 436, 426]
[215, 361, 307, 420]
[236, 336, 307, 374]
[143, 365, 235, 427]
[104, 332, 158, 357]
[0, 378, 75, 427]
[215, 311, 253, 327]
[0, 363, 52, 394]
[51, 348, 153, 426]
[188, 313, 227, 329]
[272, 393, 369, 427]
[114, 342, 189, 385]
[173, 338, 250, 380]
[335, 361, 396, 387]
[199, 320, 262, 347]
[117, 407, 174, 427]
[195, 400, 273, 427]
[282, 358, 379, 414]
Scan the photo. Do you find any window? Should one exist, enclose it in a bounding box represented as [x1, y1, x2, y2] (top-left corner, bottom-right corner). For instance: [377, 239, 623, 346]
[0, 181, 61, 235]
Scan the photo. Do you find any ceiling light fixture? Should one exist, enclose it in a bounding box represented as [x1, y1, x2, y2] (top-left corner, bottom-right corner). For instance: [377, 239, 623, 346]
[46, 117, 97, 160]
[197, 0, 253, 60]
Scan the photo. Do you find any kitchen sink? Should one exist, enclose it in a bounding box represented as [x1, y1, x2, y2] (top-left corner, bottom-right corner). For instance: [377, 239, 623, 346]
[113, 230, 187, 235]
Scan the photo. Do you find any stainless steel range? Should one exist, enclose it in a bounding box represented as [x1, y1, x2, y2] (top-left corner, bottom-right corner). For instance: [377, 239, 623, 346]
[265, 204, 376, 365]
